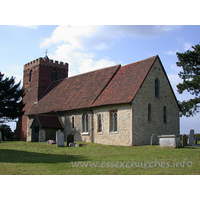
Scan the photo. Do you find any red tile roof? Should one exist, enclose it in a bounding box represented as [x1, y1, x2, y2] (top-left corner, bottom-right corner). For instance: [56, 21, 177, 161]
[36, 114, 63, 129]
[92, 55, 157, 107]
[27, 56, 159, 115]
[28, 64, 121, 115]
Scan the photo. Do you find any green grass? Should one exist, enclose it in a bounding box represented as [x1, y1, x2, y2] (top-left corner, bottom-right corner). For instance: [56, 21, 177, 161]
[0, 141, 200, 175]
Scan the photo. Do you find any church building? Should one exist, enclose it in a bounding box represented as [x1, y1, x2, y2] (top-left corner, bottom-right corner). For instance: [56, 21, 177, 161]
[16, 55, 180, 146]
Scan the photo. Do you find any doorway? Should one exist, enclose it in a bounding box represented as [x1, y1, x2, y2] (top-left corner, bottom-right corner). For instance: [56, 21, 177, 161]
[33, 126, 39, 142]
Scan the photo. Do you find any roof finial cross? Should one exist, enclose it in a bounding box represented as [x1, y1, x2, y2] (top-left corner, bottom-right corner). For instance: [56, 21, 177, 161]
[44, 49, 49, 60]
[45, 49, 48, 56]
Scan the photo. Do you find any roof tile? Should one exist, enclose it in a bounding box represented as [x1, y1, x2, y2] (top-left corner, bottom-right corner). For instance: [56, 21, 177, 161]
[91, 55, 157, 107]
[37, 114, 63, 129]
[27, 56, 158, 115]
[28, 64, 120, 115]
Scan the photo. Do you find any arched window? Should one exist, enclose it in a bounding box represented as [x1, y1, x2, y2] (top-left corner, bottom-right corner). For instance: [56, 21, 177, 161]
[29, 70, 33, 82]
[110, 111, 117, 132]
[148, 104, 151, 122]
[163, 106, 167, 123]
[72, 116, 75, 129]
[51, 69, 57, 81]
[155, 78, 159, 98]
[97, 114, 102, 132]
[82, 113, 89, 133]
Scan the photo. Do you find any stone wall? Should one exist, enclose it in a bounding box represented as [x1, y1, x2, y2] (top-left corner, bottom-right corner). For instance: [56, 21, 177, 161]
[58, 104, 133, 146]
[59, 110, 93, 143]
[93, 104, 132, 146]
[27, 116, 34, 142]
[132, 58, 179, 145]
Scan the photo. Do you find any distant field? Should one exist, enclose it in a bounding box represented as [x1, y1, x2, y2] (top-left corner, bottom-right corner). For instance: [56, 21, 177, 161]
[0, 141, 199, 175]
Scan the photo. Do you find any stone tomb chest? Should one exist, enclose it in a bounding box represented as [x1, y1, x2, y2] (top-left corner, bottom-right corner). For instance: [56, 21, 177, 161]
[158, 135, 181, 148]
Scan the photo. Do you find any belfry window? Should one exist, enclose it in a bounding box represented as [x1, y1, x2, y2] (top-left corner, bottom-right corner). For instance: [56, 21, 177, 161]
[51, 69, 57, 81]
[29, 70, 32, 82]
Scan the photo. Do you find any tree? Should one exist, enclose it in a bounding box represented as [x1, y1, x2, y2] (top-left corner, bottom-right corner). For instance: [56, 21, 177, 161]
[0, 72, 25, 123]
[0, 124, 15, 141]
[176, 44, 200, 117]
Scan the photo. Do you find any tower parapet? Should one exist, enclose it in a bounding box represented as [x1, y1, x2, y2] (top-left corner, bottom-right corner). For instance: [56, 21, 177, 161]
[24, 57, 68, 70]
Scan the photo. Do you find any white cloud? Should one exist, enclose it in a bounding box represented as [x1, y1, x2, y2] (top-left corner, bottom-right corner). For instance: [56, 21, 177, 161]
[78, 58, 116, 74]
[1, 71, 23, 86]
[41, 25, 180, 49]
[40, 25, 100, 48]
[175, 36, 184, 42]
[166, 49, 179, 56]
[168, 74, 180, 93]
[11, 65, 22, 72]
[183, 42, 193, 51]
[50, 43, 116, 76]
[170, 63, 180, 73]
[16, 25, 38, 29]
[117, 25, 180, 38]
[41, 25, 180, 75]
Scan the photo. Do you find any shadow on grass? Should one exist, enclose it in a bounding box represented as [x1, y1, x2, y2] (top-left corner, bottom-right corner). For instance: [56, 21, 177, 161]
[0, 149, 88, 164]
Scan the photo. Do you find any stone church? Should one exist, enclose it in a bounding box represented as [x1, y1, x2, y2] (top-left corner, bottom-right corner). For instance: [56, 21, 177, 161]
[16, 55, 180, 146]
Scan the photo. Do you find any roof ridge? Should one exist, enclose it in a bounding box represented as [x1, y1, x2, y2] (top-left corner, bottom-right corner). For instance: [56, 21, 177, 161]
[67, 64, 121, 79]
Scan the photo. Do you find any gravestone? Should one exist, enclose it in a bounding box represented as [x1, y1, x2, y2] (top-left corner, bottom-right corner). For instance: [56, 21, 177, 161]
[189, 129, 194, 146]
[0, 131, 2, 142]
[195, 136, 198, 144]
[67, 134, 74, 146]
[150, 134, 159, 145]
[56, 130, 64, 147]
[39, 129, 45, 142]
[182, 134, 187, 147]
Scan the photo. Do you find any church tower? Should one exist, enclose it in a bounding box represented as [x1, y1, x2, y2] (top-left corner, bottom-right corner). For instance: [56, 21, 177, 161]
[16, 56, 68, 141]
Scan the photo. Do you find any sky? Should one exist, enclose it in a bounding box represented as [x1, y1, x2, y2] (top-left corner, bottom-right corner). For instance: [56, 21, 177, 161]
[0, 25, 199, 134]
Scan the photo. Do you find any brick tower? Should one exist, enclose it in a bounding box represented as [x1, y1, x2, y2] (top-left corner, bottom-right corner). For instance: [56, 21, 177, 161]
[16, 56, 68, 141]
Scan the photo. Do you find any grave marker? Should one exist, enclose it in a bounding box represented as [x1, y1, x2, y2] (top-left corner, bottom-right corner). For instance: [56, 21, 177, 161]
[39, 129, 45, 142]
[150, 134, 159, 145]
[189, 129, 194, 146]
[182, 134, 187, 147]
[56, 130, 64, 147]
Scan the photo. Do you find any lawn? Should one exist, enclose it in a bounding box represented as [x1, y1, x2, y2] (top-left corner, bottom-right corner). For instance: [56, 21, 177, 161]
[0, 141, 199, 175]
